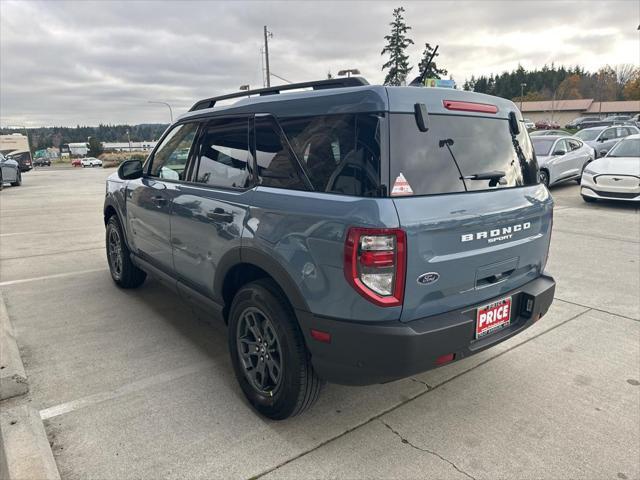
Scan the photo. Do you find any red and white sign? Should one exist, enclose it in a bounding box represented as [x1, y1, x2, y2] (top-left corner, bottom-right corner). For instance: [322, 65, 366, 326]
[475, 297, 512, 338]
[391, 173, 414, 196]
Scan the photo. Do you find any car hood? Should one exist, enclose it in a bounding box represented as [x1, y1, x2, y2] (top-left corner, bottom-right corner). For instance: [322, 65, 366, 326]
[587, 157, 640, 176]
[583, 140, 598, 148]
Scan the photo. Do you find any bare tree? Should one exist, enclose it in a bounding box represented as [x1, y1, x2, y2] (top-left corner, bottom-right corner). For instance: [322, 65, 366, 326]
[613, 64, 639, 99]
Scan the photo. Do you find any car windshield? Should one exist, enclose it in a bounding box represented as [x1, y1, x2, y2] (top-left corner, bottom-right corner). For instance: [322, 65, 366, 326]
[607, 138, 640, 158]
[531, 137, 555, 155]
[575, 129, 601, 141]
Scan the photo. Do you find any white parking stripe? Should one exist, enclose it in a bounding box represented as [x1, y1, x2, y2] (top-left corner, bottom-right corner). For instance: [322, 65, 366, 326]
[39, 361, 213, 420]
[0, 268, 107, 287]
[0, 227, 98, 237]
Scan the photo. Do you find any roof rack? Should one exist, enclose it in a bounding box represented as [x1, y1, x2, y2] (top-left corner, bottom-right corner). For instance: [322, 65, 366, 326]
[189, 77, 369, 112]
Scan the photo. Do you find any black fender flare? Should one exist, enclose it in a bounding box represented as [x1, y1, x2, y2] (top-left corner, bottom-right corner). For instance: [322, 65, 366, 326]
[103, 196, 133, 250]
[214, 246, 310, 313]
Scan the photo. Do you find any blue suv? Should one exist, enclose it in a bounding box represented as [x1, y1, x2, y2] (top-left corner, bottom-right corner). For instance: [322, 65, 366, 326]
[104, 78, 555, 419]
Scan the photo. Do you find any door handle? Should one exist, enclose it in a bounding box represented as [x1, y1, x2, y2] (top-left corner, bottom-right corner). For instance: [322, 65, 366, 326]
[207, 208, 233, 223]
[151, 195, 167, 207]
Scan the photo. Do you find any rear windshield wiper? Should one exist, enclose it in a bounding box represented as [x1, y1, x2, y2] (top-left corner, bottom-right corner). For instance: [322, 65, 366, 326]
[462, 170, 507, 187]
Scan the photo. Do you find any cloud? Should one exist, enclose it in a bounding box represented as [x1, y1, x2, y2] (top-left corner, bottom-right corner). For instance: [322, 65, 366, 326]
[1, 0, 637, 126]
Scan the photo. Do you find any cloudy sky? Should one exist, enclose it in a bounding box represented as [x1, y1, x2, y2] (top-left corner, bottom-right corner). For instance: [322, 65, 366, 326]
[1, 0, 638, 127]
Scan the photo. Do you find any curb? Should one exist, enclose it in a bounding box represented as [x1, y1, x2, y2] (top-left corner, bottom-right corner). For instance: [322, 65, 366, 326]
[0, 405, 61, 480]
[0, 293, 28, 400]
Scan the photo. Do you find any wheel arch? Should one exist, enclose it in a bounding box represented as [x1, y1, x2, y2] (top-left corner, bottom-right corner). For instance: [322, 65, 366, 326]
[216, 247, 310, 323]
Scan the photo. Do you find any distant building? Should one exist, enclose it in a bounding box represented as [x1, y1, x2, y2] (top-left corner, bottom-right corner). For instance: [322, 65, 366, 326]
[520, 99, 640, 125]
[102, 141, 157, 152]
[61, 143, 89, 156]
[0, 133, 30, 156]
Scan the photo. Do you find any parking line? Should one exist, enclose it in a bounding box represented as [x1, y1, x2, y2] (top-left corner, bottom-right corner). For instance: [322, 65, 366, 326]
[39, 361, 213, 420]
[0, 227, 99, 238]
[0, 268, 107, 287]
[1, 246, 103, 261]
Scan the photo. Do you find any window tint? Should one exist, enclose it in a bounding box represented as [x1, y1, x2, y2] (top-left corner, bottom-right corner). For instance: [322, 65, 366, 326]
[554, 139, 568, 154]
[279, 114, 383, 197]
[194, 117, 250, 189]
[254, 116, 307, 191]
[149, 123, 198, 180]
[389, 114, 538, 196]
[532, 137, 555, 156]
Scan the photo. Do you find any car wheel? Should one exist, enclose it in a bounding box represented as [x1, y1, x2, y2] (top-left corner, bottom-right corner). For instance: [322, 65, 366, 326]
[10, 171, 21, 187]
[575, 177, 581, 185]
[106, 215, 146, 288]
[539, 170, 550, 187]
[228, 279, 322, 420]
[582, 195, 597, 203]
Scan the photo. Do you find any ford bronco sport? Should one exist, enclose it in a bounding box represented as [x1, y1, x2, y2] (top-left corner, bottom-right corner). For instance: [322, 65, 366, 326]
[104, 77, 555, 419]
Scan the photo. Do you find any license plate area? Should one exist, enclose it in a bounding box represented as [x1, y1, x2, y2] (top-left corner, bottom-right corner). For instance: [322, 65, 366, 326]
[475, 297, 512, 339]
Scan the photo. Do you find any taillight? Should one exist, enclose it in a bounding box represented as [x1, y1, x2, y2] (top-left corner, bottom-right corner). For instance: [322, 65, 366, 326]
[443, 100, 498, 114]
[344, 227, 406, 307]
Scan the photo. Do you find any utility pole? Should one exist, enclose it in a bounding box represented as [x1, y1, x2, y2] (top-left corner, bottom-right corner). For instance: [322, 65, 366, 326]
[263, 26, 271, 87]
[520, 83, 526, 112]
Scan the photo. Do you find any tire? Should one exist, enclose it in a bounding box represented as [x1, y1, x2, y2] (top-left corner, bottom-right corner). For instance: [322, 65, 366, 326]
[539, 169, 550, 187]
[228, 279, 322, 420]
[582, 195, 597, 203]
[105, 215, 146, 288]
[575, 177, 581, 185]
[10, 171, 21, 187]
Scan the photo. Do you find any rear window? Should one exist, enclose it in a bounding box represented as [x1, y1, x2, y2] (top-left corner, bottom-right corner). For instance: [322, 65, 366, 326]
[575, 129, 601, 141]
[389, 114, 538, 196]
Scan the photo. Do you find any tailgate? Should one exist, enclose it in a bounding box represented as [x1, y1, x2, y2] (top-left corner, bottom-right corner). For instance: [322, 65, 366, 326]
[393, 185, 553, 322]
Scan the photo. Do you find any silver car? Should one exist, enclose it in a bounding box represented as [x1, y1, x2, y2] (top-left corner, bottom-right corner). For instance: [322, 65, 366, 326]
[581, 134, 640, 203]
[0, 152, 22, 190]
[575, 125, 640, 158]
[531, 135, 595, 187]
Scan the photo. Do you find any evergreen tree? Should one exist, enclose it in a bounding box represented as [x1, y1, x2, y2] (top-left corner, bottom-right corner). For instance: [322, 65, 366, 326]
[381, 7, 414, 86]
[417, 43, 447, 79]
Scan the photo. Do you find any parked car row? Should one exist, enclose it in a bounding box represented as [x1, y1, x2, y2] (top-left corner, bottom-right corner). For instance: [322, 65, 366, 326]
[575, 125, 640, 158]
[72, 157, 103, 167]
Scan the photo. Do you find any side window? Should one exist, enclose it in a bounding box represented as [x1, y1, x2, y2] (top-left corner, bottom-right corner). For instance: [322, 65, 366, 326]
[617, 127, 630, 137]
[567, 139, 581, 151]
[279, 114, 382, 196]
[554, 139, 568, 155]
[194, 117, 250, 189]
[254, 116, 307, 191]
[149, 123, 198, 180]
[601, 128, 615, 141]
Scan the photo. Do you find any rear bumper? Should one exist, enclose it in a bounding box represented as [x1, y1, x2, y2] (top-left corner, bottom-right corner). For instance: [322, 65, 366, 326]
[297, 274, 555, 385]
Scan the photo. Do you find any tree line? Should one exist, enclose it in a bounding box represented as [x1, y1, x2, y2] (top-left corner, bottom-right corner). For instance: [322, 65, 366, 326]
[0, 123, 169, 154]
[379, 6, 639, 101]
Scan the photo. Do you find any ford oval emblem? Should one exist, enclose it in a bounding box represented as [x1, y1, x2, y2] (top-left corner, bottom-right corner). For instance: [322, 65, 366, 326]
[417, 272, 440, 285]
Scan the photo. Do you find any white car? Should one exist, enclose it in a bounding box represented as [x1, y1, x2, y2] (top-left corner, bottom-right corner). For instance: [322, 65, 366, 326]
[580, 134, 640, 203]
[81, 157, 102, 167]
[531, 135, 595, 187]
[524, 118, 535, 130]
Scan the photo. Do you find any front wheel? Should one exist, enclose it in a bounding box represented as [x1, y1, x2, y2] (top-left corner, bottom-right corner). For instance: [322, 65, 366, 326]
[106, 215, 146, 288]
[228, 279, 322, 420]
[539, 170, 550, 187]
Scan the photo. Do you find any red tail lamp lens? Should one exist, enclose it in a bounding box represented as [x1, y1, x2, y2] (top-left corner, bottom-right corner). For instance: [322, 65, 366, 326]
[310, 329, 331, 343]
[443, 100, 498, 114]
[435, 353, 455, 365]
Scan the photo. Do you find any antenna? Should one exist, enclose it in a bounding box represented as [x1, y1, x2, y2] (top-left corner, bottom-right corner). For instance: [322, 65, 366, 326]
[409, 44, 439, 87]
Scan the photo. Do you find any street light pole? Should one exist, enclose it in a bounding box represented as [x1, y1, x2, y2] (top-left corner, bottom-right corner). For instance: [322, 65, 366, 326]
[520, 82, 527, 112]
[263, 26, 272, 88]
[147, 101, 173, 123]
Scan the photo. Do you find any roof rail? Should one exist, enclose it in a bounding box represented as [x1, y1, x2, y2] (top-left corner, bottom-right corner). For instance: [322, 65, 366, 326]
[189, 77, 369, 112]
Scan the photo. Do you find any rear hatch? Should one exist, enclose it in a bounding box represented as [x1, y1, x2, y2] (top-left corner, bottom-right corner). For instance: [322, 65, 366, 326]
[388, 110, 553, 322]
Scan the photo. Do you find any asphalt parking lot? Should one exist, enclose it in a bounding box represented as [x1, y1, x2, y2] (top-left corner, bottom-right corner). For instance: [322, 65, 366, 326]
[1, 167, 639, 479]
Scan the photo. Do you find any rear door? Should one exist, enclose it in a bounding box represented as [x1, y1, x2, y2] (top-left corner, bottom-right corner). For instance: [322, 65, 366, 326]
[388, 113, 553, 322]
[171, 116, 253, 300]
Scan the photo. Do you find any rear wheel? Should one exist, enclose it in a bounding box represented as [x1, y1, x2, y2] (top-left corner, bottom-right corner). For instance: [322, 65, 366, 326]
[106, 215, 146, 288]
[228, 279, 322, 420]
[10, 171, 21, 187]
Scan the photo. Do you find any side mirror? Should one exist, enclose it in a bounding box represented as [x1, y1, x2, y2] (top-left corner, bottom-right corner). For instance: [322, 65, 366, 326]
[508, 111, 520, 135]
[118, 159, 143, 180]
[552, 150, 566, 156]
